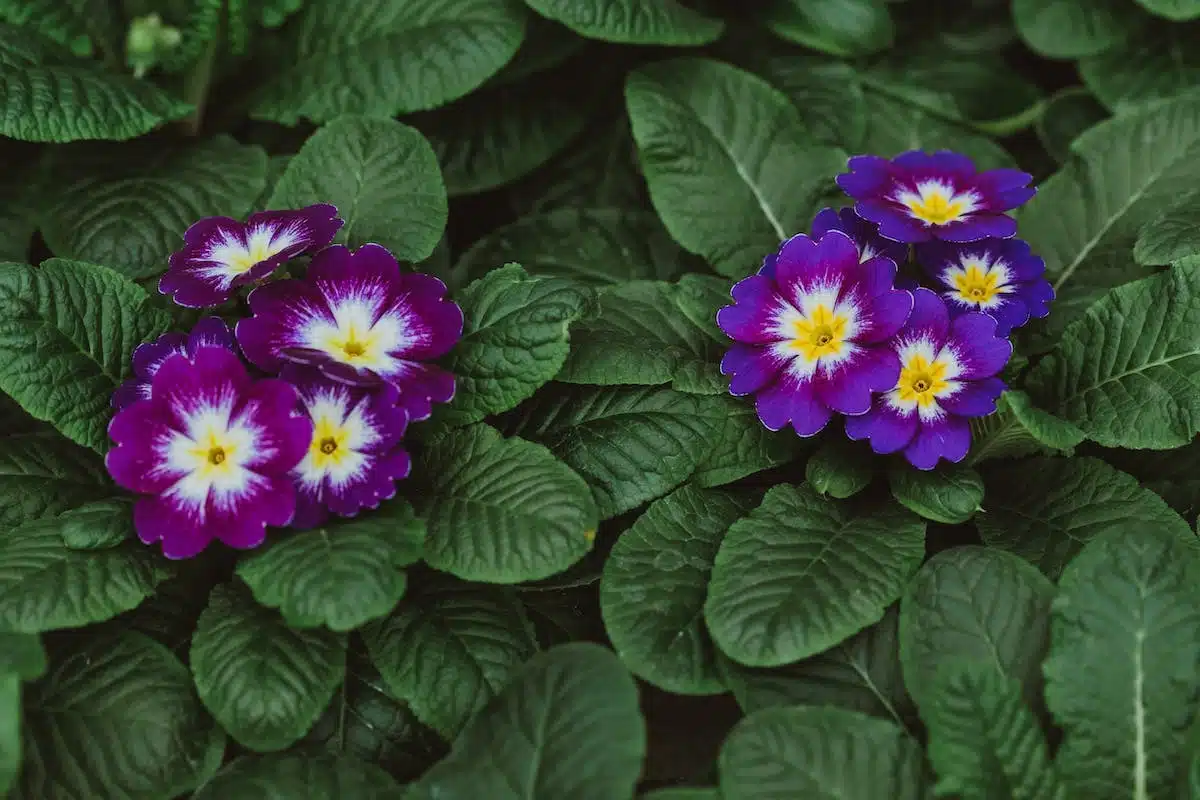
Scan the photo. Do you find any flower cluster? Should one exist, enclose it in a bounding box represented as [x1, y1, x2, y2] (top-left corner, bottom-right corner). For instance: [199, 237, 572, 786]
[106, 205, 463, 558]
[717, 150, 1051, 470]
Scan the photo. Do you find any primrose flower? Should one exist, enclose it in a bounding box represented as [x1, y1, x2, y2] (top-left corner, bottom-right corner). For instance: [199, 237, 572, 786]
[284, 365, 412, 529]
[160, 204, 343, 308]
[111, 316, 234, 411]
[809, 206, 909, 267]
[836, 151, 1035, 243]
[915, 237, 1054, 336]
[716, 230, 913, 437]
[845, 288, 1011, 470]
[236, 243, 464, 422]
[106, 346, 312, 559]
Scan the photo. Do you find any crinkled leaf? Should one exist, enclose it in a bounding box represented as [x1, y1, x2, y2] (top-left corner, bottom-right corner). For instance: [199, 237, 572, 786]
[0, 432, 113, 529]
[806, 439, 875, 499]
[759, 0, 893, 58]
[1081, 25, 1200, 114]
[966, 390, 1085, 465]
[1135, 192, 1200, 265]
[1012, 0, 1135, 59]
[193, 752, 401, 799]
[522, 0, 722, 45]
[888, 463, 983, 525]
[689, 399, 800, 486]
[58, 497, 133, 550]
[1035, 87, 1110, 164]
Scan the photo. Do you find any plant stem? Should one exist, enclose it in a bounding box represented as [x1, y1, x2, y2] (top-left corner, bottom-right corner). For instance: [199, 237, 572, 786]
[181, 34, 219, 136]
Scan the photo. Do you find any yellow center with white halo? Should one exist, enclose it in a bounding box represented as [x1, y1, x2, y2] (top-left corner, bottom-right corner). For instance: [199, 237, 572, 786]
[894, 181, 980, 226]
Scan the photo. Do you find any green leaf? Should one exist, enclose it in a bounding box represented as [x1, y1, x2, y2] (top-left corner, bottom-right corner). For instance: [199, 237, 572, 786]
[0, 632, 45, 680]
[406, 643, 646, 800]
[976, 457, 1194, 580]
[0, 432, 112, 529]
[0, 260, 172, 451]
[0, 672, 17, 796]
[416, 424, 599, 582]
[436, 264, 594, 427]
[922, 662, 1064, 800]
[1081, 25, 1200, 113]
[0, 0, 119, 57]
[806, 439, 876, 499]
[1012, 0, 1135, 59]
[363, 579, 537, 739]
[193, 753, 401, 799]
[1035, 87, 1110, 164]
[719, 706, 926, 800]
[690, 399, 800, 487]
[1018, 90, 1200, 346]
[191, 583, 346, 752]
[899, 546, 1054, 713]
[626, 57, 846, 278]
[642, 790, 719, 800]
[15, 631, 224, 799]
[250, 0, 527, 125]
[601, 485, 755, 695]
[1135, 192, 1200, 265]
[1102, 439, 1200, 518]
[888, 463, 983, 525]
[1134, 0, 1200, 21]
[759, 0, 892, 57]
[966, 390, 1085, 465]
[266, 116, 447, 263]
[1026, 261, 1200, 449]
[0, 25, 190, 142]
[705, 484, 925, 667]
[58, 497, 133, 549]
[522, 0, 722, 45]
[1044, 526, 1200, 799]
[236, 500, 424, 632]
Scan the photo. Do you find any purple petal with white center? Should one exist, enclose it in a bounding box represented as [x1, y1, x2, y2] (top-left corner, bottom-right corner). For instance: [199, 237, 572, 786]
[855, 199, 935, 243]
[938, 376, 1005, 417]
[773, 231, 861, 307]
[754, 373, 833, 437]
[903, 415, 972, 470]
[721, 343, 786, 396]
[113, 317, 236, 411]
[818, 348, 901, 416]
[856, 288, 913, 344]
[901, 288, 951, 346]
[946, 313, 1012, 379]
[716, 275, 785, 344]
[845, 402, 919, 454]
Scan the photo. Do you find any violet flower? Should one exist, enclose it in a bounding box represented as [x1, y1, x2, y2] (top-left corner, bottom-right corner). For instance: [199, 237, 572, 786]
[111, 316, 234, 410]
[810, 206, 909, 267]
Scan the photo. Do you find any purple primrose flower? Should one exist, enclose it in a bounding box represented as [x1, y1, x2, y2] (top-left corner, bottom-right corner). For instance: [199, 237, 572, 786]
[283, 365, 412, 529]
[916, 237, 1054, 336]
[716, 230, 914, 437]
[810, 206, 910, 267]
[160, 204, 343, 308]
[236, 243, 464, 422]
[845, 288, 1011, 470]
[106, 346, 312, 559]
[836, 151, 1035, 244]
[111, 316, 235, 411]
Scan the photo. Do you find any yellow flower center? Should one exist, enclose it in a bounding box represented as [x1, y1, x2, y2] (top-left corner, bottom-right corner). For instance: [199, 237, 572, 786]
[226, 240, 273, 275]
[896, 354, 950, 408]
[324, 324, 378, 363]
[309, 416, 351, 469]
[951, 264, 1004, 305]
[788, 304, 849, 362]
[207, 447, 226, 465]
[188, 431, 238, 478]
[898, 183, 975, 226]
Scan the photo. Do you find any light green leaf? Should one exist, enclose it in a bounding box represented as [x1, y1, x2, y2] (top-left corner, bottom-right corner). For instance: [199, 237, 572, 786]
[15, 631, 224, 799]
[689, 399, 800, 487]
[1134, 0, 1200, 21]
[0, 432, 113, 529]
[436, 264, 593, 427]
[1012, 0, 1134, 59]
[759, 0, 892, 57]
[888, 463, 983, 525]
[0, 260, 172, 451]
[266, 116, 447, 262]
[0, 632, 45, 680]
[250, 0, 527, 125]
[416, 424, 599, 582]
[193, 753, 401, 799]
[58, 497, 133, 549]
[1044, 527, 1200, 799]
[626, 57, 846, 278]
[806, 439, 875, 499]
[966, 390, 1085, 465]
[1081, 25, 1200, 113]
[705, 484, 925, 667]
[406, 643, 645, 800]
[191, 583, 346, 752]
[899, 546, 1054, 712]
[522, 0, 722, 45]
[601, 485, 756, 695]
[719, 706, 926, 800]
[236, 500, 424, 632]
[1035, 87, 1110, 164]
[363, 579, 537, 739]
[976, 457, 1194, 580]
[923, 662, 1064, 800]
[1134, 192, 1200, 265]
[1026, 261, 1200, 449]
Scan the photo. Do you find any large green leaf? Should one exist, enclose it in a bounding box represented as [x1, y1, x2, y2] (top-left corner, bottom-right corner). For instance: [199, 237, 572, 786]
[601, 485, 756, 694]
[236, 500, 424, 632]
[193, 753, 401, 799]
[1134, 192, 1200, 265]
[899, 547, 1054, 713]
[0, 260, 171, 451]
[363, 579, 537, 739]
[266, 116, 447, 262]
[705, 485, 925, 667]
[718, 706, 926, 799]
[251, 0, 528, 125]
[805, 439, 875, 500]
[15, 631, 223, 799]
[1012, 0, 1135, 59]
[406, 643, 645, 800]
[966, 390, 1085, 465]
[1081, 25, 1200, 113]
[190, 583, 346, 752]
[1102, 439, 1200, 518]
[0, 632, 45, 680]
[888, 463, 983, 525]
[415, 424, 599, 582]
[976, 457, 1194, 579]
[1026, 261, 1200, 449]
[0, 432, 112, 529]
[1044, 527, 1200, 799]
[58, 497, 133, 550]
[626, 57, 845, 278]
[759, 0, 892, 57]
[522, 0, 722, 45]
[690, 400, 800, 487]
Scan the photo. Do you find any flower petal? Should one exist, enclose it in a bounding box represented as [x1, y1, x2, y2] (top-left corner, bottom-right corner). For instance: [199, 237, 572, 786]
[903, 415, 971, 470]
[818, 347, 900, 416]
[901, 288, 950, 346]
[388, 361, 456, 422]
[133, 495, 213, 559]
[844, 400, 919, 454]
[935, 214, 1017, 242]
[234, 378, 311, 473]
[212, 474, 297, 549]
[946, 312, 1012, 379]
[755, 373, 833, 437]
[716, 275, 784, 344]
[939, 376, 1005, 417]
[721, 343, 785, 396]
[856, 288, 913, 343]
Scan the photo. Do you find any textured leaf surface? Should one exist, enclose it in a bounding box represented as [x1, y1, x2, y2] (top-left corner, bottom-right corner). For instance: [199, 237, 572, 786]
[1080, 26, 1200, 112]
[0, 432, 112, 529]
[58, 497, 132, 550]
[1134, 192, 1200, 265]
[806, 440, 875, 499]
[1044, 527, 1200, 799]
[522, 0, 723, 45]
[416, 424, 598, 582]
[363, 580, 537, 738]
[193, 753, 401, 799]
[760, 0, 893, 57]
[1035, 88, 1110, 164]
[406, 643, 645, 800]
[267, 116, 447, 262]
[966, 390, 1085, 464]
[190, 584, 346, 752]
[0, 260, 172, 452]
[1012, 0, 1134, 59]
[689, 400, 800, 486]
[705, 485, 925, 667]
[888, 463, 983, 525]
[236, 500, 424, 632]
[601, 485, 755, 694]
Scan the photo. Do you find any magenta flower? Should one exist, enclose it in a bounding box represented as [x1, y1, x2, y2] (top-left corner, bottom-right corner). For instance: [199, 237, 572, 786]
[836, 151, 1035, 243]
[810, 206, 909, 267]
[106, 346, 312, 559]
[845, 289, 1011, 470]
[111, 316, 235, 411]
[915, 237, 1054, 337]
[716, 230, 913, 437]
[283, 365, 411, 529]
[236, 243, 464, 422]
[159, 204, 343, 308]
